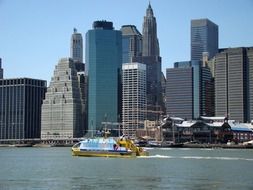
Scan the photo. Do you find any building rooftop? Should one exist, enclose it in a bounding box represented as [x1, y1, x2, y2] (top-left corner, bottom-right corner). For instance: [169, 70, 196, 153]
[200, 116, 226, 121]
[191, 18, 218, 28]
[228, 121, 253, 132]
[121, 25, 141, 36]
[176, 121, 196, 128]
[93, 20, 113, 30]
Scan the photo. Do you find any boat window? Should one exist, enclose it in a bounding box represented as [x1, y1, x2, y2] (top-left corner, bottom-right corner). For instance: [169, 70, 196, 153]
[73, 142, 81, 148]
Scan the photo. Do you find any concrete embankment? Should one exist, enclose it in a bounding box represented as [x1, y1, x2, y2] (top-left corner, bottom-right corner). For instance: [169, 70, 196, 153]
[182, 143, 253, 149]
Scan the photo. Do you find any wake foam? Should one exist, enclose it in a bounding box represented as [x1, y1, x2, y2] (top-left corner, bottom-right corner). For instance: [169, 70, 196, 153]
[138, 155, 173, 159]
[181, 156, 253, 161]
[138, 155, 253, 161]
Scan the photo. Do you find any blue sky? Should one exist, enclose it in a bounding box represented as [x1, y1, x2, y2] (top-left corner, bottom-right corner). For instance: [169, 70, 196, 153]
[1, 0, 253, 83]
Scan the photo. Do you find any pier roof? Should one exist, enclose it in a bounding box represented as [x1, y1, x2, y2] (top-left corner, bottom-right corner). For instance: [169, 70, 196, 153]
[229, 121, 253, 132]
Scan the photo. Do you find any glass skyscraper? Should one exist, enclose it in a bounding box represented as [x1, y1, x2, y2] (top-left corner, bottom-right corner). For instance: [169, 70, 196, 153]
[86, 21, 122, 134]
[191, 18, 218, 61]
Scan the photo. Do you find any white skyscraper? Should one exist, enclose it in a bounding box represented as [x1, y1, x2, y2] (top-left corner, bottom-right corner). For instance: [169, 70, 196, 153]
[122, 62, 146, 138]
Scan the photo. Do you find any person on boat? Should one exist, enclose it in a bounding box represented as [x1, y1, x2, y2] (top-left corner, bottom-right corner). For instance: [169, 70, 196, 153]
[120, 135, 127, 141]
[113, 144, 118, 150]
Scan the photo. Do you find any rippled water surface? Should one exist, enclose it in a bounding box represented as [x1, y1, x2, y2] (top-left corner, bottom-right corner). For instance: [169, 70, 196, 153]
[0, 147, 253, 190]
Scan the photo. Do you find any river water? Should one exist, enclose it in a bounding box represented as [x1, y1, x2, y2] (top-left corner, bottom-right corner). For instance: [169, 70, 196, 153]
[0, 147, 253, 190]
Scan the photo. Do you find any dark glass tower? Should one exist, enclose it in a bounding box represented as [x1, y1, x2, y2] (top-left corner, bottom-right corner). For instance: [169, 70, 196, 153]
[191, 19, 218, 61]
[86, 21, 122, 134]
[0, 78, 47, 141]
[133, 3, 163, 120]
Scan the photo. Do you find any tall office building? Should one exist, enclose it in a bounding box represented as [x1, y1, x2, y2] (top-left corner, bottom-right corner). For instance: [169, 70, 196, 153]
[70, 28, 83, 63]
[166, 61, 214, 119]
[86, 21, 122, 134]
[191, 18, 218, 61]
[249, 48, 253, 122]
[121, 25, 142, 63]
[133, 3, 163, 120]
[201, 67, 215, 116]
[214, 47, 253, 122]
[122, 62, 146, 138]
[0, 58, 3, 79]
[0, 78, 46, 141]
[142, 2, 159, 57]
[166, 63, 193, 119]
[41, 58, 85, 139]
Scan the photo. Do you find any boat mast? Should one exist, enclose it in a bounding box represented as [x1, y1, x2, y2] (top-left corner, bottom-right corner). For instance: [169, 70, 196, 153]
[172, 120, 175, 143]
[91, 120, 94, 138]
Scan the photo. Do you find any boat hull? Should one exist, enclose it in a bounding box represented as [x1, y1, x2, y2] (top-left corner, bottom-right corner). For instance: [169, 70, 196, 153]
[71, 137, 149, 158]
[72, 148, 135, 158]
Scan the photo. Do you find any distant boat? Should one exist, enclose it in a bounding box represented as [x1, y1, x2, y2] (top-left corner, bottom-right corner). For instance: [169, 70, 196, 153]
[147, 141, 161, 147]
[242, 140, 253, 146]
[146, 140, 184, 148]
[14, 144, 33, 147]
[72, 136, 149, 158]
[161, 141, 184, 148]
[33, 144, 52, 148]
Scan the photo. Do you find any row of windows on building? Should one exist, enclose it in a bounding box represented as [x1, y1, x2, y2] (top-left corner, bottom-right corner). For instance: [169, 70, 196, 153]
[0, 78, 46, 86]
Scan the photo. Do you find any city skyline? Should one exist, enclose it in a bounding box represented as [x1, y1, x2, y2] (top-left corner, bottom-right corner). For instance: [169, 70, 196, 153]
[1, 0, 253, 83]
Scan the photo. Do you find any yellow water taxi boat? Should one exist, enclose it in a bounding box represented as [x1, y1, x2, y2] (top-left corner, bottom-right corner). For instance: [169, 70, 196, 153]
[72, 136, 149, 158]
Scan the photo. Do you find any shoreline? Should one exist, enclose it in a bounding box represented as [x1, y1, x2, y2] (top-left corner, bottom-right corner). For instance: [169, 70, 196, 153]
[0, 143, 74, 148]
[182, 143, 253, 149]
[0, 143, 253, 149]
